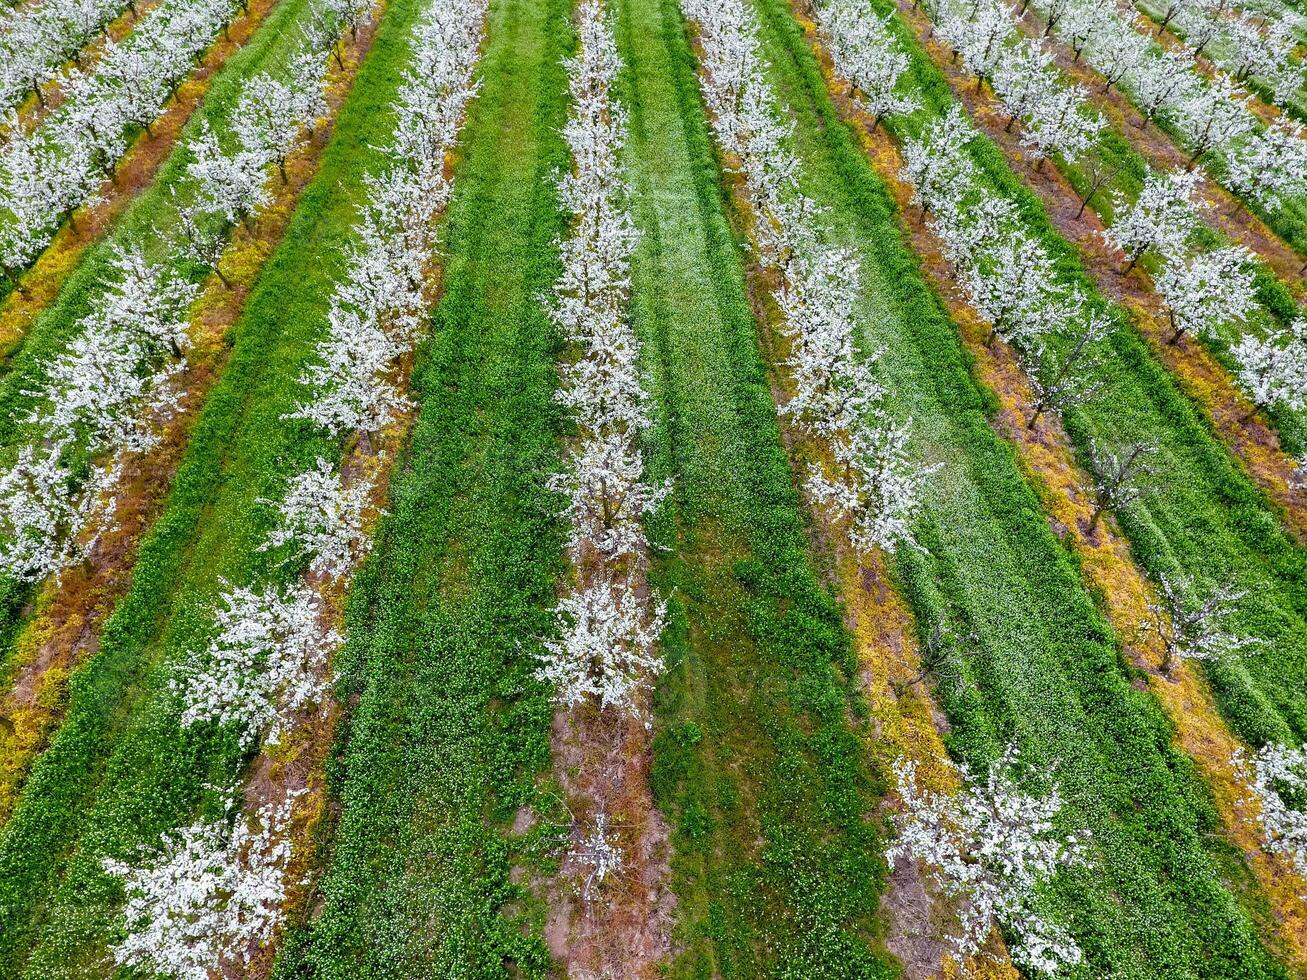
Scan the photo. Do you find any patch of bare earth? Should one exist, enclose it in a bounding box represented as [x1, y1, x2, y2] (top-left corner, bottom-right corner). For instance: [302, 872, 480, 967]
[542, 704, 676, 978]
[1015, 2, 1307, 286]
[0, 0, 283, 361]
[796, 10, 1307, 967]
[0, 17, 381, 829]
[893, 0, 1307, 541]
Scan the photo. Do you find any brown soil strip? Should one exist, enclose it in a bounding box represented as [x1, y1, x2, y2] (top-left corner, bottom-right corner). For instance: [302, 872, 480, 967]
[894, 0, 1307, 540]
[0, 18, 380, 829]
[543, 705, 676, 978]
[1015, 4, 1307, 280]
[795, 10, 1307, 967]
[2, 0, 165, 139]
[0, 0, 282, 362]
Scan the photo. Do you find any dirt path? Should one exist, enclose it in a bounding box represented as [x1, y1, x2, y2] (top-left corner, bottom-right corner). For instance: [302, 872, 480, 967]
[895, 0, 1307, 541]
[543, 703, 676, 978]
[1017, 3, 1307, 281]
[0, 0, 282, 362]
[0, 17, 381, 828]
[796, 11, 1307, 967]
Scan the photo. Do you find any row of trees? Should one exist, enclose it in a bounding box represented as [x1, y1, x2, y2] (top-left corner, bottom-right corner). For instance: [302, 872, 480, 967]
[1103, 166, 1305, 418]
[921, 0, 1306, 426]
[102, 0, 488, 975]
[0, 0, 237, 290]
[931, 0, 1105, 163]
[823, 0, 1296, 937]
[1028, 0, 1307, 212]
[1153, 0, 1305, 107]
[0, 0, 130, 116]
[0, 3, 347, 588]
[814, 4, 1097, 971]
[536, 0, 668, 721]
[691, 0, 931, 558]
[916, 0, 1306, 435]
[900, 105, 1122, 429]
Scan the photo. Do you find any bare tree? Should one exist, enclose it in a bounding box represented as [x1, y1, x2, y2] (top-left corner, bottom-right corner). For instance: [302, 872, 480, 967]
[1085, 438, 1160, 531]
[1145, 574, 1256, 675]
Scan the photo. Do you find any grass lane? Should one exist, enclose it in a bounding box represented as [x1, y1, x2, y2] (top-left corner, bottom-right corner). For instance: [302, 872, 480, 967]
[620, 0, 900, 972]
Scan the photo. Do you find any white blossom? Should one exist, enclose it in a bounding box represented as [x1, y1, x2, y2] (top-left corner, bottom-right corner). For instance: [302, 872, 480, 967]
[1155, 245, 1257, 343]
[817, 1, 920, 127]
[1233, 319, 1307, 416]
[572, 810, 624, 900]
[103, 794, 300, 980]
[888, 745, 1090, 975]
[174, 581, 341, 747]
[539, 0, 667, 718]
[537, 578, 666, 712]
[1235, 742, 1307, 880]
[1103, 167, 1206, 268]
[1146, 572, 1257, 673]
[260, 457, 374, 580]
[1225, 117, 1307, 213]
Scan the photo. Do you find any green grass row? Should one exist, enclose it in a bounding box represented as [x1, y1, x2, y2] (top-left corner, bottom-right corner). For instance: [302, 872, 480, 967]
[0, 0, 320, 683]
[619, 0, 897, 970]
[865, 0, 1307, 751]
[0, 0, 423, 970]
[746, 0, 1295, 972]
[269, 0, 570, 970]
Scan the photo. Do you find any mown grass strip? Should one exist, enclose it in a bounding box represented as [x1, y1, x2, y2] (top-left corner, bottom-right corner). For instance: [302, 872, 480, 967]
[743, 0, 1293, 972]
[0, 0, 434, 970]
[268, 0, 570, 972]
